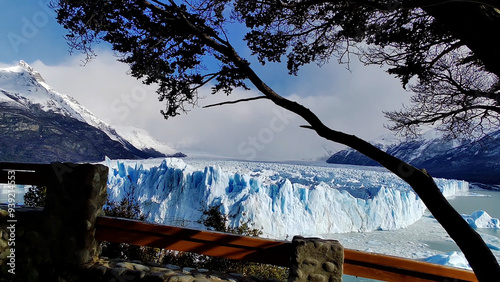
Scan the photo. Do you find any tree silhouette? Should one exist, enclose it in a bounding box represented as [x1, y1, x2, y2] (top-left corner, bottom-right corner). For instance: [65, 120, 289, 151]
[233, 0, 500, 137]
[51, 0, 500, 279]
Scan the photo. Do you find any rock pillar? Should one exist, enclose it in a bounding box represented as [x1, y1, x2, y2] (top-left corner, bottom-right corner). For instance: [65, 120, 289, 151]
[289, 236, 344, 282]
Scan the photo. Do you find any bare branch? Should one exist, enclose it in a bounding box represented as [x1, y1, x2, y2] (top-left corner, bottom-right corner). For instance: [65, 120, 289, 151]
[203, 96, 269, 108]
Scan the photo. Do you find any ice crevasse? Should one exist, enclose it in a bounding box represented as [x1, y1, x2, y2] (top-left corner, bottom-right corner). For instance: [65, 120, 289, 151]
[104, 158, 469, 239]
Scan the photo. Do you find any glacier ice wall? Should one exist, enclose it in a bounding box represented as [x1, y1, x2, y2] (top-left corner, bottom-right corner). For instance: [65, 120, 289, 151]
[105, 158, 469, 239]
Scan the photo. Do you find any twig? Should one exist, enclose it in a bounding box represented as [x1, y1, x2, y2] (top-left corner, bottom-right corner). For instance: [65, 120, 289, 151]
[203, 96, 269, 108]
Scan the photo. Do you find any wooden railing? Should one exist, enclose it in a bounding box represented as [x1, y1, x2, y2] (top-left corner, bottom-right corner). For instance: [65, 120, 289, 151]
[96, 216, 291, 266]
[96, 216, 478, 282]
[0, 162, 479, 281]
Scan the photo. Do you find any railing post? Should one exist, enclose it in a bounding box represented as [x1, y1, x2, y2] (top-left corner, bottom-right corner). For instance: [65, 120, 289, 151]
[43, 163, 108, 267]
[288, 236, 344, 282]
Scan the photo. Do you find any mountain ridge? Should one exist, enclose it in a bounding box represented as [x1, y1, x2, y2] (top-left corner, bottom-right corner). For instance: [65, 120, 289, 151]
[326, 130, 500, 184]
[0, 61, 184, 162]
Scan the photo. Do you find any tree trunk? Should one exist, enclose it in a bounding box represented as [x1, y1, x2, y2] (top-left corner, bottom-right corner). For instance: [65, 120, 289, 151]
[322, 130, 500, 282]
[227, 38, 500, 282]
[260, 95, 500, 280]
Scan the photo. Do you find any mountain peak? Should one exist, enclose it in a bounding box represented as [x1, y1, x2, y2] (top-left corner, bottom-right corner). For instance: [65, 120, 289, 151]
[1, 60, 47, 84]
[17, 60, 46, 83]
[18, 60, 34, 72]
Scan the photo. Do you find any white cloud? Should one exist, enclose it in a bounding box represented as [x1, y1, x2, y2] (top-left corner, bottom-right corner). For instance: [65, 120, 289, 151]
[22, 50, 408, 161]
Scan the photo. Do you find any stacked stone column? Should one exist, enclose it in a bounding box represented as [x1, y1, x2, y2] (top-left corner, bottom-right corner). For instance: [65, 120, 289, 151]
[0, 163, 108, 282]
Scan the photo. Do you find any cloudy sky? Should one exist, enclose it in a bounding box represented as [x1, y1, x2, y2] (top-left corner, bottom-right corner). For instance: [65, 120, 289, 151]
[0, 1, 410, 161]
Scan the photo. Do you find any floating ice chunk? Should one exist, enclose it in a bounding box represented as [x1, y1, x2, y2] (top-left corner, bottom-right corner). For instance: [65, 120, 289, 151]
[462, 210, 500, 229]
[423, 251, 471, 270]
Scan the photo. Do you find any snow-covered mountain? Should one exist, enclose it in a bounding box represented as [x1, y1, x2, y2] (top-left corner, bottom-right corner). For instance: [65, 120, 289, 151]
[113, 125, 184, 157]
[0, 61, 183, 162]
[326, 130, 500, 184]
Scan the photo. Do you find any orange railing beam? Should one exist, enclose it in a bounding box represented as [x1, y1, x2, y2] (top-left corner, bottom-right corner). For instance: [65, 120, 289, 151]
[96, 216, 478, 281]
[344, 249, 478, 282]
[95, 216, 292, 266]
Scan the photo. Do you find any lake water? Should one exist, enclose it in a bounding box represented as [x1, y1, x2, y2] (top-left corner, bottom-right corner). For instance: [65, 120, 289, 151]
[449, 188, 500, 218]
[342, 186, 500, 281]
[424, 187, 500, 252]
[0, 185, 29, 205]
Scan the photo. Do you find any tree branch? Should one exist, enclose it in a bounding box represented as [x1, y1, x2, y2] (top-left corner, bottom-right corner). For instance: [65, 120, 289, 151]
[428, 41, 464, 67]
[404, 0, 500, 10]
[203, 96, 269, 108]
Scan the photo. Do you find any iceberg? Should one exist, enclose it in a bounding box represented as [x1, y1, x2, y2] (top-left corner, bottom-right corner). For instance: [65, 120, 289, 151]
[104, 158, 469, 239]
[462, 210, 500, 229]
[423, 251, 471, 270]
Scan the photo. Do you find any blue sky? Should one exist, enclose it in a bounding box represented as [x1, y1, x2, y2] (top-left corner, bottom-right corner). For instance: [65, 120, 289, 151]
[0, 1, 70, 64]
[0, 1, 410, 161]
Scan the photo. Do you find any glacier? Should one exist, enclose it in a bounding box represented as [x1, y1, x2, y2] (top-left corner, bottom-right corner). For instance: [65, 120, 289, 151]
[104, 157, 469, 239]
